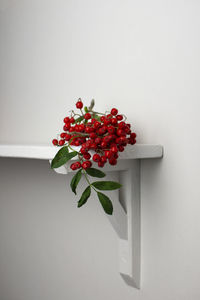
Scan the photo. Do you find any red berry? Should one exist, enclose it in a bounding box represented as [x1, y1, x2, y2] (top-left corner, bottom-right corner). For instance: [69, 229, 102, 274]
[111, 108, 118, 116]
[83, 153, 91, 159]
[60, 132, 66, 138]
[105, 150, 112, 159]
[118, 121, 126, 129]
[80, 147, 87, 154]
[70, 163, 77, 170]
[82, 161, 92, 169]
[98, 161, 105, 168]
[93, 121, 101, 129]
[111, 145, 118, 153]
[63, 123, 71, 131]
[84, 113, 91, 120]
[64, 117, 70, 123]
[65, 134, 71, 141]
[101, 156, 107, 163]
[93, 153, 101, 162]
[101, 141, 107, 148]
[70, 117, 75, 124]
[109, 158, 117, 165]
[103, 136, 111, 143]
[52, 139, 58, 145]
[76, 100, 83, 109]
[90, 143, 97, 150]
[90, 132, 97, 139]
[116, 115, 123, 121]
[131, 132, 137, 139]
[117, 129, 126, 136]
[95, 137, 101, 145]
[75, 140, 80, 146]
[104, 118, 111, 125]
[118, 145, 125, 152]
[111, 118, 118, 126]
[59, 139, 65, 146]
[107, 126, 115, 134]
[107, 114, 112, 118]
[75, 162, 82, 169]
[100, 116, 106, 122]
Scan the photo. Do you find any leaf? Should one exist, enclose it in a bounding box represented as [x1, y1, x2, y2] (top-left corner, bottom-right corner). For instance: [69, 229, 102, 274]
[70, 169, 82, 195]
[51, 149, 77, 169]
[84, 106, 89, 113]
[86, 168, 106, 178]
[97, 192, 113, 215]
[78, 186, 91, 207]
[74, 116, 84, 124]
[92, 181, 122, 190]
[51, 146, 68, 168]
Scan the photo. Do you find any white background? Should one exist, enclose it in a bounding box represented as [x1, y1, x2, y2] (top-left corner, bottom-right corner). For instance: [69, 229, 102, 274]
[0, 0, 200, 299]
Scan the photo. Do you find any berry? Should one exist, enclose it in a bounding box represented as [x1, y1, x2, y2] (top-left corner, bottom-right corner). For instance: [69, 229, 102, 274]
[117, 129, 126, 136]
[60, 132, 66, 138]
[70, 163, 77, 170]
[107, 126, 115, 134]
[116, 115, 123, 121]
[63, 123, 71, 131]
[75, 162, 81, 169]
[93, 153, 101, 162]
[118, 121, 126, 129]
[111, 108, 118, 116]
[65, 134, 71, 141]
[90, 132, 97, 139]
[109, 158, 117, 165]
[118, 145, 125, 152]
[83, 153, 91, 159]
[101, 156, 107, 163]
[59, 139, 65, 146]
[105, 150, 112, 158]
[100, 116, 106, 122]
[98, 161, 105, 168]
[76, 100, 83, 109]
[95, 137, 101, 145]
[111, 118, 118, 126]
[84, 113, 91, 120]
[52, 139, 58, 145]
[64, 117, 70, 123]
[82, 161, 92, 169]
[131, 132, 137, 139]
[111, 145, 118, 153]
[70, 117, 75, 124]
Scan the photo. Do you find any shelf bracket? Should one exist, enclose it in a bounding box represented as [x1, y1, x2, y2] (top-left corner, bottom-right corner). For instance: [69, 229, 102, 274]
[107, 159, 140, 288]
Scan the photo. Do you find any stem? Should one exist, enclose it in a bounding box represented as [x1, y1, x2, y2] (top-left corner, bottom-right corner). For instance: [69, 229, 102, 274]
[70, 131, 89, 137]
[82, 170, 98, 192]
[91, 111, 106, 116]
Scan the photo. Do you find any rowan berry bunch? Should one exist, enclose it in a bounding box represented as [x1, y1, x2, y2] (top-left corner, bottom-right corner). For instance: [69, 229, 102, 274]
[51, 99, 137, 215]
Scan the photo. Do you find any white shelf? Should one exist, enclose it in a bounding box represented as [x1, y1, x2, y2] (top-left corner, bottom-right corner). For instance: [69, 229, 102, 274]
[0, 143, 163, 289]
[0, 144, 163, 160]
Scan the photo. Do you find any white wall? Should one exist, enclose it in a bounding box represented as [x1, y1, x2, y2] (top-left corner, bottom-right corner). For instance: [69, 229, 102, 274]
[0, 0, 200, 299]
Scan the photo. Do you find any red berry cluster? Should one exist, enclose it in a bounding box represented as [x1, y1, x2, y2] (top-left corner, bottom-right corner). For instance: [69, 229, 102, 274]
[52, 99, 136, 170]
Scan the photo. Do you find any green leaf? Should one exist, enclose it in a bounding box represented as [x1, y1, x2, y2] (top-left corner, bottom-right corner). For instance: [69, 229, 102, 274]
[70, 169, 82, 195]
[84, 106, 89, 113]
[51, 149, 77, 169]
[86, 168, 106, 178]
[92, 181, 122, 190]
[97, 192, 113, 215]
[78, 186, 91, 207]
[74, 116, 84, 124]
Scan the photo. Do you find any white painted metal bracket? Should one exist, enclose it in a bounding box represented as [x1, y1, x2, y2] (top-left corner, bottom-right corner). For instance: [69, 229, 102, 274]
[0, 144, 163, 288]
